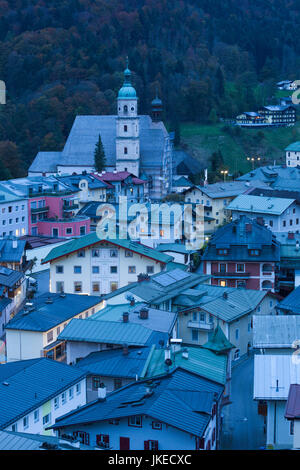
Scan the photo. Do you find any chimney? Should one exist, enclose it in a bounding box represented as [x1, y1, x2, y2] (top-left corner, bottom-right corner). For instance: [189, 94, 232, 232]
[245, 223, 252, 233]
[170, 338, 182, 354]
[98, 383, 107, 401]
[12, 239, 18, 248]
[182, 347, 189, 360]
[137, 273, 150, 282]
[130, 298, 135, 307]
[122, 312, 129, 323]
[164, 346, 171, 362]
[122, 343, 129, 356]
[139, 308, 149, 320]
[288, 232, 295, 240]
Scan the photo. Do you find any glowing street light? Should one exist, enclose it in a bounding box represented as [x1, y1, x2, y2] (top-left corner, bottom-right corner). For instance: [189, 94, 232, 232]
[247, 156, 261, 170]
[220, 169, 228, 182]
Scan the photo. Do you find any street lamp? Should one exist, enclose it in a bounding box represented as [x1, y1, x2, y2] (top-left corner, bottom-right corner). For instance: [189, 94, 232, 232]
[220, 169, 228, 182]
[247, 156, 261, 170]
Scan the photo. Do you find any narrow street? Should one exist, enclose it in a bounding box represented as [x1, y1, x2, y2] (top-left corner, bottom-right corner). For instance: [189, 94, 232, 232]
[220, 356, 266, 450]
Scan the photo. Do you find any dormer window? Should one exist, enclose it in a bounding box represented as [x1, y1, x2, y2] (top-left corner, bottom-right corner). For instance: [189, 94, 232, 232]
[249, 249, 260, 256]
[218, 249, 228, 255]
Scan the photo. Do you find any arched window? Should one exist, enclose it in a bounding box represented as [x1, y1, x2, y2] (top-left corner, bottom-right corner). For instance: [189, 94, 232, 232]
[124, 105, 128, 114]
[262, 280, 272, 290]
[124, 147, 128, 154]
[131, 106, 134, 111]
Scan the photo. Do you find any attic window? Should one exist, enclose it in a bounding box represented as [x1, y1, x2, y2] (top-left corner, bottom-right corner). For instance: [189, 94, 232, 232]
[218, 249, 228, 255]
[249, 249, 260, 256]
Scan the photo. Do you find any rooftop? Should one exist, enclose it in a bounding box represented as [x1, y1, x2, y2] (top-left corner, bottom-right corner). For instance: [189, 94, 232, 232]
[227, 194, 295, 215]
[186, 180, 270, 199]
[0, 358, 87, 429]
[253, 315, 300, 349]
[285, 384, 300, 419]
[0, 237, 26, 263]
[92, 303, 177, 334]
[276, 286, 300, 314]
[0, 267, 24, 289]
[254, 355, 300, 401]
[5, 293, 103, 332]
[50, 368, 224, 438]
[41, 233, 173, 265]
[285, 141, 300, 152]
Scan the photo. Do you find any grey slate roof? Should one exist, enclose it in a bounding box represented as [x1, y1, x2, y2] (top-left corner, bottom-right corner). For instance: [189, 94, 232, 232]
[50, 368, 223, 438]
[253, 315, 300, 349]
[58, 318, 167, 347]
[0, 358, 87, 429]
[29, 115, 168, 173]
[277, 286, 300, 314]
[76, 346, 152, 379]
[0, 267, 24, 288]
[5, 293, 102, 332]
[202, 215, 280, 262]
[0, 238, 26, 263]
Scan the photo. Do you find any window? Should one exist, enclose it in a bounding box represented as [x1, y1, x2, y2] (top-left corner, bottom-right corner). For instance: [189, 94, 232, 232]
[114, 378, 122, 390]
[69, 388, 74, 400]
[74, 282, 82, 293]
[235, 329, 239, 340]
[249, 249, 260, 256]
[192, 311, 197, 321]
[237, 280, 246, 288]
[80, 226, 86, 236]
[76, 383, 81, 395]
[34, 410, 39, 423]
[124, 147, 128, 154]
[237, 264, 245, 272]
[77, 250, 85, 258]
[57, 326, 60, 335]
[124, 125, 127, 132]
[47, 330, 53, 343]
[110, 266, 117, 274]
[66, 227, 73, 235]
[96, 434, 110, 448]
[196, 437, 205, 450]
[152, 421, 162, 430]
[43, 413, 51, 426]
[290, 420, 294, 435]
[74, 265, 82, 274]
[54, 397, 59, 410]
[192, 329, 198, 342]
[92, 282, 100, 293]
[125, 250, 133, 257]
[128, 416, 142, 427]
[234, 349, 240, 360]
[12, 424, 17, 432]
[92, 266, 99, 274]
[110, 249, 118, 258]
[219, 263, 226, 273]
[110, 282, 118, 292]
[283, 220, 286, 227]
[218, 249, 228, 255]
[56, 281, 64, 293]
[61, 392, 66, 404]
[92, 249, 100, 257]
[92, 377, 102, 390]
[200, 312, 205, 322]
[56, 265, 63, 274]
[52, 228, 59, 237]
[23, 416, 29, 429]
[128, 266, 136, 273]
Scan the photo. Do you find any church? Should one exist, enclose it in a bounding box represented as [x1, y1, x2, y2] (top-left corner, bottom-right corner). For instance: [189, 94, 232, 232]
[28, 63, 173, 200]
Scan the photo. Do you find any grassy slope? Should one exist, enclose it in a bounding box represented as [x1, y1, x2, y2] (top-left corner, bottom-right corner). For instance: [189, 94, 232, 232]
[180, 121, 300, 175]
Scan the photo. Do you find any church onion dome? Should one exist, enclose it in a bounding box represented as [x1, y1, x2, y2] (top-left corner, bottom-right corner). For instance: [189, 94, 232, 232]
[118, 64, 137, 99]
[151, 96, 162, 106]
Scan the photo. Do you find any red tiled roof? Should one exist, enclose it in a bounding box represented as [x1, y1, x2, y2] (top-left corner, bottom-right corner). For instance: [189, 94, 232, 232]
[92, 171, 145, 185]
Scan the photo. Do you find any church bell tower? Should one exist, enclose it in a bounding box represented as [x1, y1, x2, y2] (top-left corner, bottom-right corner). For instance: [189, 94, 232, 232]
[116, 60, 140, 176]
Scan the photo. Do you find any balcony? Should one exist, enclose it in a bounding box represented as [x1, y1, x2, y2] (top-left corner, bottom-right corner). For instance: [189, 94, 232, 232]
[212, 271, 250, 279]
[31, 206, 49, 214]
[187, 320, 214, 331]
[63, 202, 79, 211]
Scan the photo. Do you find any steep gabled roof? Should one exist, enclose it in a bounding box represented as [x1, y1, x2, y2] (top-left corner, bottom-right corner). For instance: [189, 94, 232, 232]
[202, 326, 235, 354]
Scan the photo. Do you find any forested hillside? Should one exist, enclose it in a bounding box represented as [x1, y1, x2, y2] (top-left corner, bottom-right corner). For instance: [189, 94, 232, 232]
[0, 0, 300, 177]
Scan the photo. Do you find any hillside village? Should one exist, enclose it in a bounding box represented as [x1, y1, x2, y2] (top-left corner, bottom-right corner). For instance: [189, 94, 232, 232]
[1, 63, 300, 452]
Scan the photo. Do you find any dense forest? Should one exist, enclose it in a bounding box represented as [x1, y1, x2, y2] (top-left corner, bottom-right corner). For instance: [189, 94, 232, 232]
[0, 0, 300, 178]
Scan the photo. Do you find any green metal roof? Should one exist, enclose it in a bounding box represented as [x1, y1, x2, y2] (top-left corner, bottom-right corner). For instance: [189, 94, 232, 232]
[285, 141, 300, 152]
[202, 326, 235, 354]
[227, 194, 295, 215]
[41, 232, 173, 264]
[142, 345, 227, 385]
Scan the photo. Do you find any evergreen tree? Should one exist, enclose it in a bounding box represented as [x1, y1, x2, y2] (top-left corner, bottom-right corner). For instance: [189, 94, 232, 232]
[94, 134, 106, 173]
